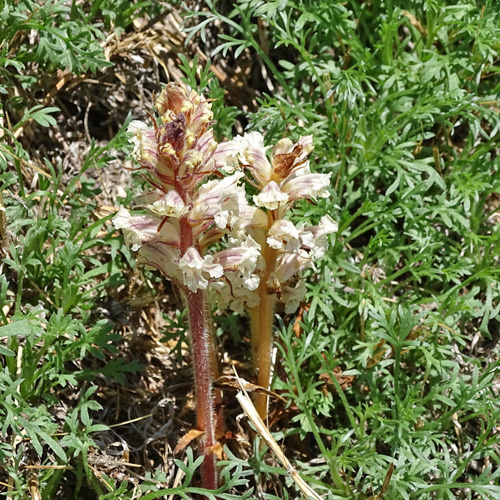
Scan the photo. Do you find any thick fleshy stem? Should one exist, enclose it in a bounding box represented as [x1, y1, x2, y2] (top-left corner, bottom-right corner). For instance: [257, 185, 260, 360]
[186, 288, 218, 490]
[208, 319, 224, 439]
[179, 214, 218, 490]
[253, 286, 276, 419]
[252, 211, 278, 419]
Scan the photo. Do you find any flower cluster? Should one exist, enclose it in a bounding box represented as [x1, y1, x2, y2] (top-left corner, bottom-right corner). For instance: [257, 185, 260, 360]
[114, 83, 261, 293]
[211, 131, 338, 313]
[114, 81, 339, 448]
[114, 83, 337, 314]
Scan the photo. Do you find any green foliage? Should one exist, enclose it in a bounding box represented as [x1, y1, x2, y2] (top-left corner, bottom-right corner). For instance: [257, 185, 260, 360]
[0, 2, 143, 495]
[2, 0, 500, 498]
[184, 0, 500, 498]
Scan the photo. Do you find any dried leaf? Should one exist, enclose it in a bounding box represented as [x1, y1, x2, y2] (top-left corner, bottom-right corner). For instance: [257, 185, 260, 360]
[319, 366, 355, 392]
[403, 10, 426, 35]
[233, 369, 323, 500]
[367, 339, 387, 368]
[173, 429, 204, 455]
[214, 375, 285, 402]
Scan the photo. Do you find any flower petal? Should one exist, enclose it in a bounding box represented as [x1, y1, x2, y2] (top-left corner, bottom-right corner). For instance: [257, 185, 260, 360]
[267, 220, 302, 253]
[273, 251, 312, 284]
[281, 172, 331, 201]
[253, 181, 289, 210]
[138, 242, 181, 280]
[113, 206, 180, 252]
[301, 215, 338, 258]
[178, 247, 223, 292]
[191, 172, 246, 228]
[113, 206, 160, 251]
[214, 132, 273, 186]
[213, 236, 263, 289]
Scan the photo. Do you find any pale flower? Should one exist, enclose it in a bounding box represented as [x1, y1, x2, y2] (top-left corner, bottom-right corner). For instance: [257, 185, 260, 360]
[214, 131, 273, 186]
[128, 120, 161, 170]
[113, 206, 180, 251]
[178, 130, 218, 186]
[270, 135, 314, 182]
[138, 242, 181, 281]
[267, 219, 302, 253]
[178, 247, 224, 293]
[272, 135, 314, 158]
[191, 172, 246, 230]
[128, 120, 149, 158]
[213, 236, 263, 286]
[301, 215, 338, 258]
[210, 275, 260, 313]
[230, 205, 268, 242]
[135, 190, 188, 218]
[253, 181, 289, 210]
[272, 251, 312, 285]
[280, 172, 331, 201]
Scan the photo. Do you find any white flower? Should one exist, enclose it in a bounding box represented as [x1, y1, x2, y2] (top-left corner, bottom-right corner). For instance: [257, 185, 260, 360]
[213, 236, 263, 290]
[214, 131, 272, 186]
[267, 220, 302, 253]
[230, 205, 268, 241]
[270, 135, 314, 182]
[113, 206, 181, 252]
[191, 172, 246, 229]
[153, 191, 187, 218]
[138, 242, 180, 281]
[128, 120, 148, 156]
[128, 120, 158, 165]
[113, 207, 159, 251]
[273, 135, 313, 158]
[281, 172, 331, 201]
[178, 247, 223, 293]
[253, 181, 289, 210]
[210, 277, 260, 313]
[136, 190, 188, 218]
[273, 251, 312, 284]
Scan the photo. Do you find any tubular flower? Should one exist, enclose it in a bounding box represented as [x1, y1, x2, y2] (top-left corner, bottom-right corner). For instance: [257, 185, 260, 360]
[212, 131, 336, 314]
[215, 132, 329, 215]
[114, 82, 266, 490]
[114, 83, 254, 293]
[214, 130, 337, 420]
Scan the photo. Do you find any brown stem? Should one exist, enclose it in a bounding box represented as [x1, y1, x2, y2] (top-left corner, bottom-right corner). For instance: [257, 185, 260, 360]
[207, 317, 224, 438]
[186, 289, 218, 490]
[250, 307, 260, 370]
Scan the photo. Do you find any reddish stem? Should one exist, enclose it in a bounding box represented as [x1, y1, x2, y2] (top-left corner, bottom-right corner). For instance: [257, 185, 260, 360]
[186, 289, 218, 490]
[179, 213, 218, 490]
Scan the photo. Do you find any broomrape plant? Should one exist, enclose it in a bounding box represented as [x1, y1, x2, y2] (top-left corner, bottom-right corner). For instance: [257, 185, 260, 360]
[214, 132, 337, 417]
[114, 81, 336, 489]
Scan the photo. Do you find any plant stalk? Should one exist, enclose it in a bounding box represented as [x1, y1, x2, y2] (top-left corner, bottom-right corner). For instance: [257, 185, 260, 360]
[252, 214, 278, 419]
[254, 287, 276, 419]
[179, 213, 218, 490]
[185, 288, 218, 490]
